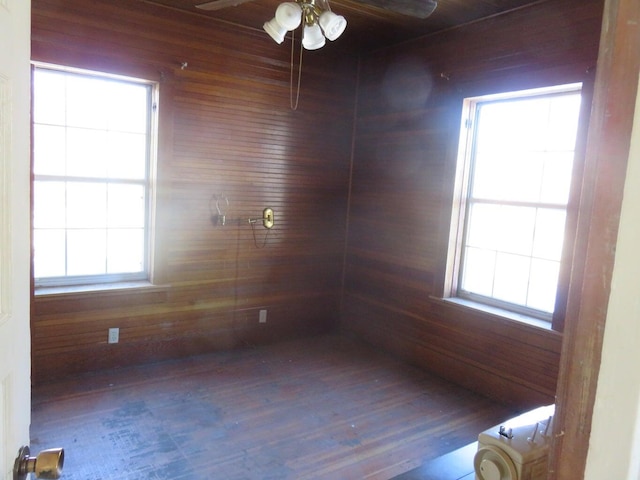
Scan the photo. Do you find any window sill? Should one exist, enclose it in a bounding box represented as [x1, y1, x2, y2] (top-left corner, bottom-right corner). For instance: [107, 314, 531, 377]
[431, 296, 555, 333]
[34, 281, 170, 297]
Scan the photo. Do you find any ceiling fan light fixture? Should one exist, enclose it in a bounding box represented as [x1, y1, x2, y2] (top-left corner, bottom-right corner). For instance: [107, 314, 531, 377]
[263, 18, 288, 43]
[264, 0, 345, 109]
[275, 2, 303, 30]
[264, 0, 345, 48]
[319, 11, 346, 41]
[302, 23, 326, 50]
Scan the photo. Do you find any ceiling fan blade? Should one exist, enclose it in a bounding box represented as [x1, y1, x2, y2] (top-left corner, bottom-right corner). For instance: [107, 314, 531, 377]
[357, 0, 437, 18]
[196, 0, 255, 10]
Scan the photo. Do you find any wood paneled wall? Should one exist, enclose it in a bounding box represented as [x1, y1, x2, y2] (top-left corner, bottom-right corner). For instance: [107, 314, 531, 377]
[31, 0, 357, 384]
[30, 0, 607, 413]
[342, 0, 604, 408]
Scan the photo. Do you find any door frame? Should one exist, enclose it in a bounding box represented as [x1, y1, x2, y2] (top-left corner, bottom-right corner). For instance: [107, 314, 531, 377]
[549, 0, 640, 477]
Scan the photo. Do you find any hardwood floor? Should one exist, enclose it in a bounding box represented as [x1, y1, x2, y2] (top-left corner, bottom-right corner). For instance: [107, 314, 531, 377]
[31, 335, 518, 479]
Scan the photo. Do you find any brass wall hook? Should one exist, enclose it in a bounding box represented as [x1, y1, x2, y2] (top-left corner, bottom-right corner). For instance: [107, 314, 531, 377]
[14, 446, 64, 480]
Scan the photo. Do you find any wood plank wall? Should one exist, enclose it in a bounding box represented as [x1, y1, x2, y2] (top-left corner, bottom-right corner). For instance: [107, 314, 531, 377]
[342, 0, 605, 408]
[30, 0, 358, 384]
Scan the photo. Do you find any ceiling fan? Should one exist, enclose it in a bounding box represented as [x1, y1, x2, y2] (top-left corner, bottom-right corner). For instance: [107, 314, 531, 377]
[196, 0, 256, 11]
[196, 0, 438, 19]
[195, 0, 436, 110]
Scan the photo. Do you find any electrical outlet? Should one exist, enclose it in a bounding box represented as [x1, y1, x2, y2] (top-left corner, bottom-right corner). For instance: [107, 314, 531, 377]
[108, 327, 119, 344]
[259, 309, 267, 324]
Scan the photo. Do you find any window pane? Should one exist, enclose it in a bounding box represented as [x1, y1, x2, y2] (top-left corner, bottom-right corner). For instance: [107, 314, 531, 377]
[506, 153, 544, 203]
[107, 131, 147, 179]
[527, 258, 560, 312]
[475, 102, 520, 153]
[461, 247, 495, 297]
[34, 181, 66, 229]
[466, 203, 501, 250]
[108, 184, 145, 228]
[540, 152, 574, 205]
[517, 98, 552, 151]
[473, 143, 544, 204]
[33, 69, 66, 125]
[67, 229, 107, 276]
[107, 229, 144, 273]
[106, 83, 149, 134]
[471, 152, 508, 201]
[493, 253, 530, 305]
[496, 205, 536, 256]
[33, 229, 66, 278]
[66, 75, 110, 130]
[477, 99, 548, 154]
[67, 182, 107, 229]
[33, 124, 66, 176]
[66, 128, 108, 178]
[547, 94, 581, 151]
[532, 209, 566, 261]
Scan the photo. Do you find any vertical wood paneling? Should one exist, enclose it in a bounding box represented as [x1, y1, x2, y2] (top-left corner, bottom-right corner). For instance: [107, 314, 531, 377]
[342, 0, 604, 407]
[31, 0, 357, 383]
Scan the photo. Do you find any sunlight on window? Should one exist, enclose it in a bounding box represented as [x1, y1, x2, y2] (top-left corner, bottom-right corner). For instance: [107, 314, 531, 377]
[32, 65, 154, 286]
[532, 209, 566, 261]
[33, 230, 66, 278]
[107, 132, 147, 179]
[107, 230, 145, 273]
[33, 181, 66, 228]
[66, 128, 109, 178]
[493, 252, 530, 305]
[33, 125, 66, 175]
[461, 248, 495, 297]
[107, 184, 145, 228]
[457, 86, 582, 318]
[67, 229, 108, 276]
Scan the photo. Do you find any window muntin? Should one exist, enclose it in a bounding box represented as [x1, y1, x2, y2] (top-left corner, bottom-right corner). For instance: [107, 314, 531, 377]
[455, 85, 582, 320]
[32, 66, 157, 287]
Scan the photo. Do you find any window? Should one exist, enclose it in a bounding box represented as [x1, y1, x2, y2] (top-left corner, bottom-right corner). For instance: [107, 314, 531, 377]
[449, 84, 582, 321]
[32, 65, 157, 287]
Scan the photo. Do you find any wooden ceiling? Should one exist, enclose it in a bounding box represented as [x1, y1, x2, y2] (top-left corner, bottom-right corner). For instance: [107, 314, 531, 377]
[139, 0, 545, 51]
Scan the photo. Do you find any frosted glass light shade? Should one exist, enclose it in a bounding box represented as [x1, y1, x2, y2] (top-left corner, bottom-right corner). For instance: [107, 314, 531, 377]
[302, 24, 325, 50]
[264, 1, 347, 49]
[275, 2, 302, 30]
[319, 11, 346, 41]
[263, 18, 287, 44]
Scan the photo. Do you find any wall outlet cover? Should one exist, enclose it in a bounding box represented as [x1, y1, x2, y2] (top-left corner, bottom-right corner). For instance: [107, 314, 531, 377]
[108, 327, 120, 344]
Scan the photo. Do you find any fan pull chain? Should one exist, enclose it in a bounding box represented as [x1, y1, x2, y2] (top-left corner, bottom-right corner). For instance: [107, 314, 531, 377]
[290, 29, 303, 111]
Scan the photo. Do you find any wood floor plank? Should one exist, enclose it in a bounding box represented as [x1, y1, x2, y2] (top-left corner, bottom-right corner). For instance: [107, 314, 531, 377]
[31, 335, 519, 479]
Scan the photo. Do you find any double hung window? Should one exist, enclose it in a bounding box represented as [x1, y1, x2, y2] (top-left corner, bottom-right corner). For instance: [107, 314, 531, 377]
[32, 65, 157, 287]
[450, 84, 582, 321]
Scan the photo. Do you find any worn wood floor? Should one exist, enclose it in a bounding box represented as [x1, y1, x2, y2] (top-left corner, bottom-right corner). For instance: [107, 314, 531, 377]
[31, 335, 518, 479]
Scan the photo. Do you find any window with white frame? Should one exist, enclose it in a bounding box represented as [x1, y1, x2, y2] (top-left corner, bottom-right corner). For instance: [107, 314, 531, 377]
[32, 65, 157, 287]
[451, 84, 582, 320]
